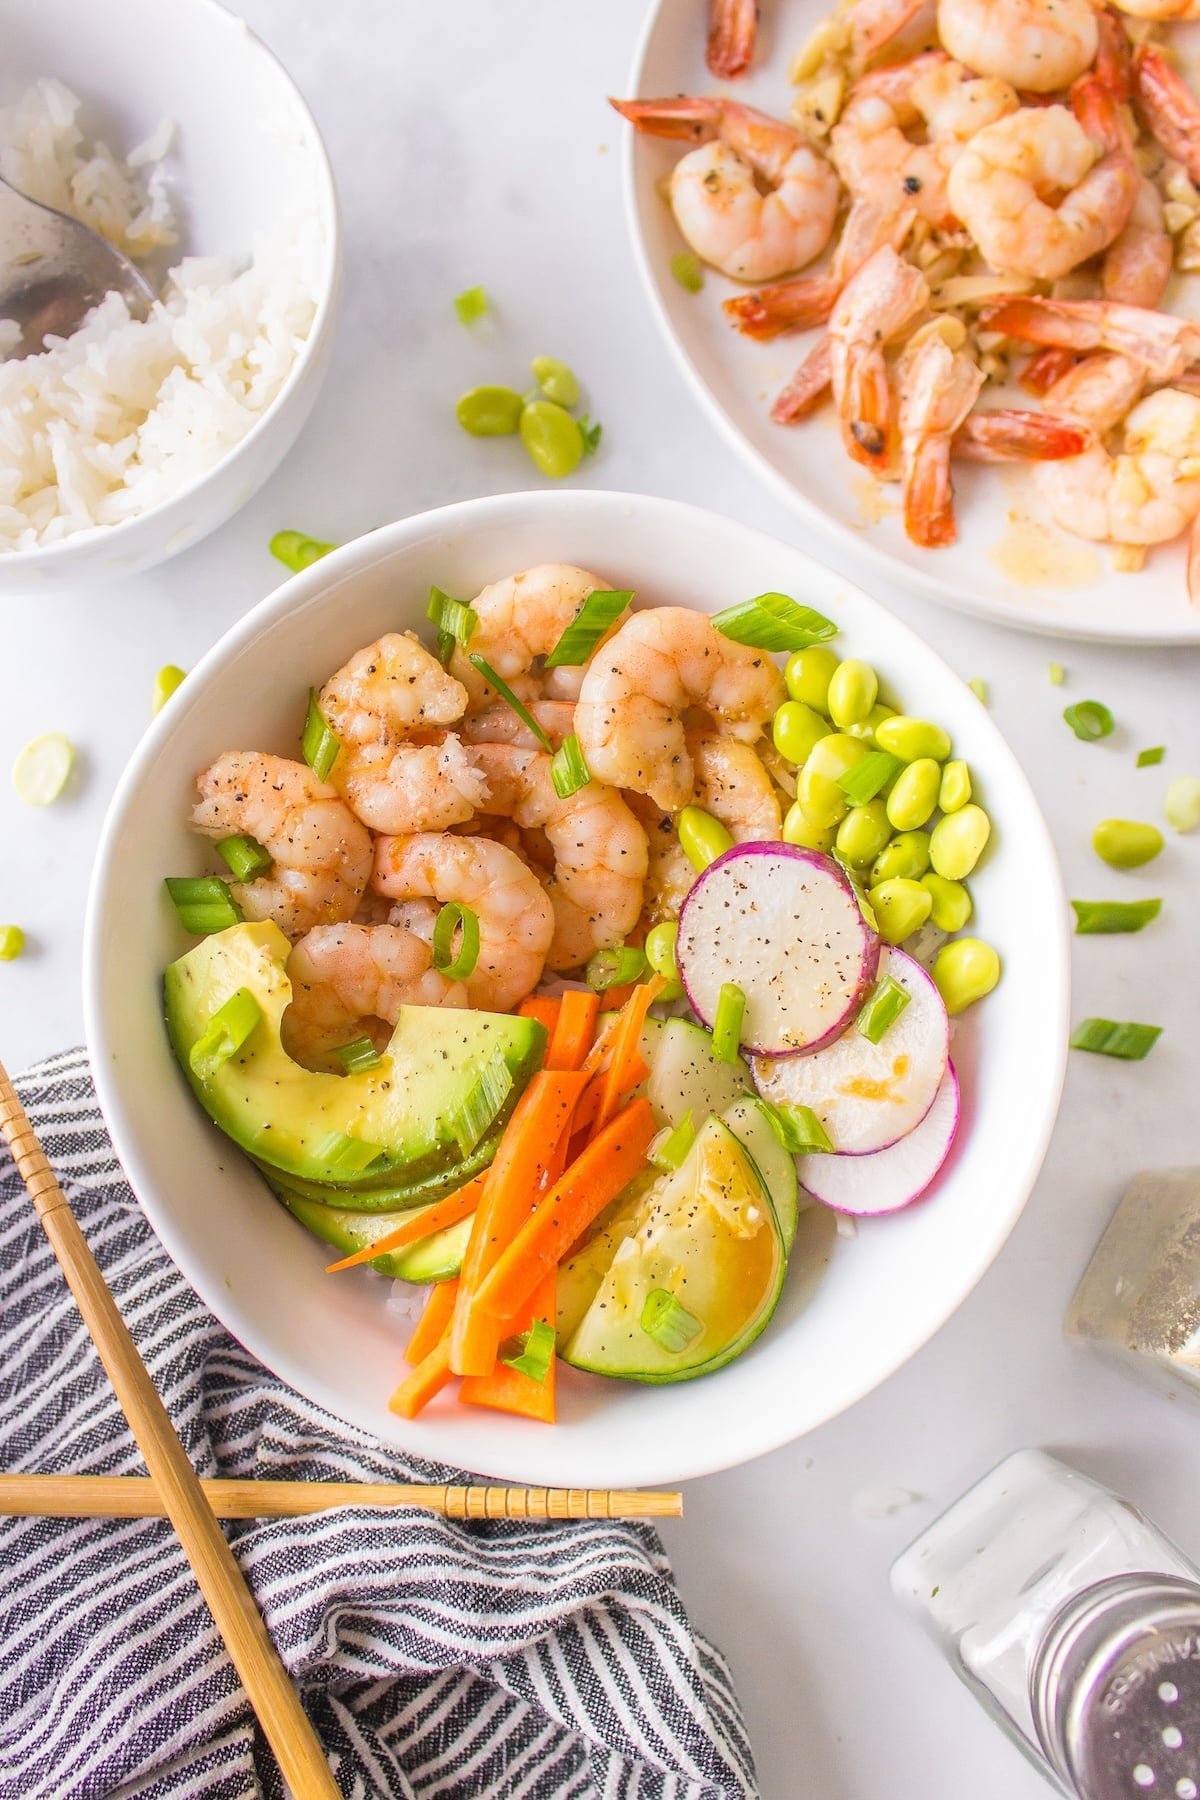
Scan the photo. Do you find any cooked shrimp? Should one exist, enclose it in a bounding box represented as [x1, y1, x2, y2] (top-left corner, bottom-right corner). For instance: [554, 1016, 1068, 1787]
[953, 409, 1089, 460]
[723, 199, 917, 340]
[936, 0, 1097, 93]
[575, 606, 786, 813]
[640, 730, 782, 920]
[469, 744, 648, 971]
[610, 97, 839, 281]
[772, 335, 834, 425]
[708, 0, 757, 77]
[1117, 0, 1200, 21]
[283, 923, 467, 1069]
[1043, 349, 1149, 429]
[450, 564, 624, 708]
[897, 338, 987, 546]
[981, 296, 1200, 382]
[372, 832, 554, 1012]
[829, 245, 930, 470]
[946, 104, 1138, 280]
[192, 752, 373, 938]
[1069, 68, 1172, 308]
[1037, 388, 1200, 563]
[1133, 44, 1200, 180]
[851, 0, 936, 62]
[458, 697, 577, 751]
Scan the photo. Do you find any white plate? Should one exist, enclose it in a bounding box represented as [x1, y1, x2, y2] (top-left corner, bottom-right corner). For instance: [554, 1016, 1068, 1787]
[623, 0, 1200, 644]
[85, 490, 1069, 1486]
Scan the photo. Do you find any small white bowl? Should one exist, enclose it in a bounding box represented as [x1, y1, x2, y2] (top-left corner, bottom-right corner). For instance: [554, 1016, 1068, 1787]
[0, 0, 340, 592]
[85, 490, 1070, 1486]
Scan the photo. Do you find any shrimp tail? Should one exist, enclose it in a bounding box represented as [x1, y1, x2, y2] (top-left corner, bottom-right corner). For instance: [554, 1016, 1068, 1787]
[1071, 71, 1131, 154]
[953, 410, 1090, 462]
[841, 357, 894, 468]
[1094, 4, 1134, 102]
[771, 336, 834, 423]
[980, 298, 1200, 381]
[608, 96, 720, 142]
[707, 0, 757, 78]
[905, 441, 956, 548]
[724, 275, 840, 339]
[1133, 44, 1200, 183]
[1021, 346, 1079, 395]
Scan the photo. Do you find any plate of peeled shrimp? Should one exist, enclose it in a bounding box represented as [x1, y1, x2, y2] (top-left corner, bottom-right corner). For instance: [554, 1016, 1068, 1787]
[614, 0, 1200, 641]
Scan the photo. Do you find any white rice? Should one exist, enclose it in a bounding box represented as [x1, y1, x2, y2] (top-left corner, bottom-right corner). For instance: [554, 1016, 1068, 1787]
[0, 79, 322, 552]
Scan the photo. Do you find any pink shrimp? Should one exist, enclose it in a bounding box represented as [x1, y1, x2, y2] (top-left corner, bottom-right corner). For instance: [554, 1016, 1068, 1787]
[708, 0, 757, 77]
[722, 199, 916, 340]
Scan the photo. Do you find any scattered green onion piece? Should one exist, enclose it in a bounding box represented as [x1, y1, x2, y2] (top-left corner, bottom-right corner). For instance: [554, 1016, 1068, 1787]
[1137, 746, 1165, 768]
[335, 1035, 383, 1075]
[967, 678, 989, 705]
[640, 1288, 703, 1353]
[711, 982, 746, 1065]
[432, 901, 481, 980]
[649, 1111, 696, 1172]
[711, 592, 837, 653]
[499, 1317, 557, 1383]
[467, 654, 553, 752]
[1166, 775, 1200, 833]
[0, 925, 25, 962]
[270, 530, 336, 573]
[586, 944, 648, 992]
[152, 664, 187, 714]
[1070, 1018, 1161, 1060]
[451, 1052, 515, 1157]
[761, 1099, 834, 1155]
[837, 750, 904, 806]
[670, 251, 704, 293]
[543, 589, 632, 668]
[1063, 700, 1114, 742]
[216, 834, 272, 883]
[427, 585, 478, 664]
[551, 732, 590, 799]
[302, 689, 341, 782]
[12, 733, 74, 806]
[578, 415, 603, 457]
[857, 975, 912, 1043]
[1072, 898, 1162, 935]
[164, 876, 242, 936]
[188, 988, 261, 1080]
[1048, 662, 1065, 687]
[313, 1130, 388, 1175]
[453, 285, 488, 324]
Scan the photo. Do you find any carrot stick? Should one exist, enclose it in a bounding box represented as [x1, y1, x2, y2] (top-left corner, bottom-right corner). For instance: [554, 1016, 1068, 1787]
[404, 1279, 459, 1365]
[591, 976, 664, 1138]
[388, 1337, 454, 1418]
[324, 1176, 486, 1272]
[459, 1271, 557, 1423]
[518, 995, 561, 1034]
[547, 990, 599, 1072]
[473, 1098, 656, 1325]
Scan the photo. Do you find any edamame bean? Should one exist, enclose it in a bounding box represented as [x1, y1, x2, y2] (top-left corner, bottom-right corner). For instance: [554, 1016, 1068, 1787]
[785, 645, 839, 711]
[886, 757, 941, 832]
[677, 805, 733, 872]
[797, 733, 868, 828]
[867, 877, 933, 945]
[875, 715, 953, 763]
[783, 799, 837, 851]
[1166, 775, 1200, 833]
[827, 659, 879, 729]
[456, 385, 524, 436]
[939, 760, 971, 813]
[835, 798, 891, 869]
[772, 700, 828, 767]
[929, 803, 991, 879]
[920, 872, 973, 933]
[870, 831, 931, 884]
[531, 355, 579, 408]
[645, 920, 684, 1000]
[932, 937, 1000, 1014]
[846, 701, 897, 742]
[519, 400, 584, 478]
[1092, 818, 1164, 869]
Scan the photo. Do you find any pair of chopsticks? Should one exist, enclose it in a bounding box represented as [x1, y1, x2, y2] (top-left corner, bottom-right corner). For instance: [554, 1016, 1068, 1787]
[0, 1062, 680, 1799]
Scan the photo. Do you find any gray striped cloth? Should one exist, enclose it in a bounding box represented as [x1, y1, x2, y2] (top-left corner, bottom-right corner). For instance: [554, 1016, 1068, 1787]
[0, 1050, 757, 1800]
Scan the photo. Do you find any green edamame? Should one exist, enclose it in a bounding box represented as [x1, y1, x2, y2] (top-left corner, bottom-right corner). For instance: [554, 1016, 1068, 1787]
[531, 356, 579, 408]
[456, 385, 524, 437]
[939, 760, 972, 814]
[870, 831, 931, 884]
[846, 701, 897, 743]
[785, 645, 839, 712]
[886, 757, 941, 832]
[783, 799, 837, 851]
[645, 920, 684, 1000]
[920, 872, 973, 933]
[875, 715, 953, 764]
[772, 700, 828, 767]
[867, 877, 933, 945]
[797, 733, 868, 828]
[827, 659, 879, 729]
[1092, 818, 1164, 869]
[519, 400, 584, 478]
[932, 937, 1000, 1014]
[677, 805, 733, 872]
[835, 798, 891, 870]
[929, 803, 991, 880]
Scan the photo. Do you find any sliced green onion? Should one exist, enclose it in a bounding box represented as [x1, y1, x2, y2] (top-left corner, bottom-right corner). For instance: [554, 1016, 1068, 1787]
[857, 975, 912, 1043]
[164, 876, 242, 936]
[453, 285, 488, 324]
[432, 902, 481, 980]
[586, 944, 648, 992]
[499, 1317, 556, 1383]
[649, 1110, 696, 1171]
[551, 732, 590, 798]
[670, 251, 704, 293]
[711, 592, 837, 653]
[270, 530, 336, 573]
[578, 415, 602, 457]
[450, 1051, 515, 1158]
[761, 1099, 834, 1155]
[1063, 700, 1114, 742]
[427, 585, 478, 664]
[313, 1130, 387, 1175]
[640, 1288, 702, 1353]
[152, 664, 187, 714]
[967, 677, 989, 705]
[1166, 775, 1200, 833]
[216, 835, 272, 883]
[1137, 745, 1165, 768]
[1048, 662, 1065, 686]
[1070, 1017, 1161, 1060]
[468, 654, 553, 752]
[0, 924, 25, 962]
[837, 750, 904, 806]
[188, 988, 261, 1080]
[711, 981, 745, 1065]
[335, 1035, 383, 1075]
[302, 689, 341, 782]
[833, 854, 879, 933]
[1071, 898, 1161, 935]
[543, 589, 632, 668]
[12, 733, 74, 806]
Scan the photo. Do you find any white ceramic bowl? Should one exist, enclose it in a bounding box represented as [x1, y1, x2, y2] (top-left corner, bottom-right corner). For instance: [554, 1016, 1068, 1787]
[0, 0, 340, 593]
[85, 490, 1070, 1486]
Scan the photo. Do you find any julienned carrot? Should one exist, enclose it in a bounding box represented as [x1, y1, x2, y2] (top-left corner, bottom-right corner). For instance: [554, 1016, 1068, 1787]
[459, 1271, 557, 1423]
[518, 995, 561, 1034]
[547, 990, 599, 1072]
[405, 1279, 459, 1365]
[473, 1098, 657, 1326]
[389, 1336, 453, 1418]
[590, 976, 665, 1138]
[325, 1176, 487, 1273]
[572, 1051, 648, 1137]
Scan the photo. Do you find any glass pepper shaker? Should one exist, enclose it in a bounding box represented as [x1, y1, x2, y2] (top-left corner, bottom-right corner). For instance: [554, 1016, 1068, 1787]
[892, 1449, 1200, 1797]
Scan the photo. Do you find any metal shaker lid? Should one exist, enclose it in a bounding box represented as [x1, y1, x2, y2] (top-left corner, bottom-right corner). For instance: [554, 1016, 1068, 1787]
[1032, 1573, 1200, 1800]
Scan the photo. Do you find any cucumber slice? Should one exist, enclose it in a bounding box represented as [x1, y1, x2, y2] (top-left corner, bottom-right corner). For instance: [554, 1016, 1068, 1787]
[555, 1170, 660, 1343]
[561, 1116, 786, 1383]
[644, 1016, 752, 1128]
[721, 1096, 800, 1251]
[267, 1175, 473, 1281]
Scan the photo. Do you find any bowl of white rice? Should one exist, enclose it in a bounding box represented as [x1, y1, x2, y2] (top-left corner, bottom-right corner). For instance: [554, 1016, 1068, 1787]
[0, 0, 340, 591]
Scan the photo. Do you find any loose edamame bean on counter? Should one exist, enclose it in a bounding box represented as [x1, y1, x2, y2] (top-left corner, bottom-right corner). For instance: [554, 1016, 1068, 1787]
[875, 715, 953, 764]
[519, 400, 584, 478]
[921, 872, 973, 933]
[783, 798, 837, 851]
[772, 700, 827, 767]
[939, 760, 972, 814]
[886, 757, 942, 833]
[797, 733, 869, 828]
[785, 645, 839, 711]
[929, 803, 991, 880]
[932, 937, 1000, 1014]
[677, 805, 733, 872]
[867, 877, 933, 946]
[456, 385, 525, 436]
[1092, 819, 1164, 869]
[870, 830, 931, 884]
[835, 798, 891, 869]
[644, 919, 684, 1000]
[827, 659, 878, 729]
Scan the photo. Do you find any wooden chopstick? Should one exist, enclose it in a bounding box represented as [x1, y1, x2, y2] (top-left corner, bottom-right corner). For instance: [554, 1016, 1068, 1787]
[0, 1061, 340, 1800]
[0, 1475, 684, 1521]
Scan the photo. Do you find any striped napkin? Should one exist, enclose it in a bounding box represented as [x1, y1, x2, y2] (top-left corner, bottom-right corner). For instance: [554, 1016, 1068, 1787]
[0, 1050, 756, 1800]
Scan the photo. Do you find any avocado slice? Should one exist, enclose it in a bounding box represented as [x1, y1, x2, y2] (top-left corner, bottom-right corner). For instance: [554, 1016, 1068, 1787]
[164, 921, 545, 1187]
[250, 1133, 498, 1213]
[265, 1173, 472, 1281]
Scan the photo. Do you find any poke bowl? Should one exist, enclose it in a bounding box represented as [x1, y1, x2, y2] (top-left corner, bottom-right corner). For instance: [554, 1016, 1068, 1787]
[84, 489, 1070, 1486]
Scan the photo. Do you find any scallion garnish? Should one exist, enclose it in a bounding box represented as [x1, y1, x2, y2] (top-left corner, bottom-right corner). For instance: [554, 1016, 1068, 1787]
[586, 944, 648, 992]
[335, 1035, 383, 1075]
[857, 976, 912, 1043]
[543, 589, 632, 667]
[152, 664, 187, 714]
[640, 1289, 702, 1353]
[578, 416, 602, 457]
[216, 834, 272, 883]
[1048, 662, 1065, 687]
[761, 1098, 833, 1155]
[1063, 700, 1114, 742]
[967, 677, 989, 705]
[670, 251, 704, 293]
[711, 592, 837, 653]
[649, 1111, 696, 1171]
[711, 981, 746, 1065]
[833, 855, 879, 932]
[451, 1051, 515, 1157]
[1137, 746, 1165, 768]
[313, 1130, 388, 1175]
[427, 586, 478, 664]
[302, 689, 341, 782]
[468, 654, 553, 750]
[0, 925, 25, 962]
[551, 733, 590, 798]
[1070, 1018, 1161, 1060]
[837, 751, 904, 807]
[188, 988, 260, 1080]
[498, 1317, 556, 1383]
[1071, 898, 1162, 935]
[432, 902, 481, 980]
[453, 285, 488, 324]
[270, 530, 336, 573]
[164, 876, 242, 935]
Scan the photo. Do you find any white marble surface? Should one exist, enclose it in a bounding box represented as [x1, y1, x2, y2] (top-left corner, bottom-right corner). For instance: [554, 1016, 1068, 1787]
[3, 4, 1200, 1795]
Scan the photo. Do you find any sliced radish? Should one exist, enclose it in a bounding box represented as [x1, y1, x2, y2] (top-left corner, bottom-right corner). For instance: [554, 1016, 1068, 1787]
[751, 947, 948, 1154]
[797, 1063, 960, 1214]
[676, 843, 880, 1057]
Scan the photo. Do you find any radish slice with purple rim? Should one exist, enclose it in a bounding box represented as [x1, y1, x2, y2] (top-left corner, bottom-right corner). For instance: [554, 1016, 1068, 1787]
[675, 843, 880, 1057]
[796, 1064, 960, 1215]
[752, 946, 948, 1154]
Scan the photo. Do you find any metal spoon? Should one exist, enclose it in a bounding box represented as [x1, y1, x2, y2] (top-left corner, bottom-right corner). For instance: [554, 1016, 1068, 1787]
[0, 172, 155, 357]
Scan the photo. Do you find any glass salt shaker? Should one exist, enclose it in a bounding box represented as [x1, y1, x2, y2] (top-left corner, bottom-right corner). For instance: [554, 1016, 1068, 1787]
[1065, 1169, 1200, 1401]
[892, 1449, 1200, 1798]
